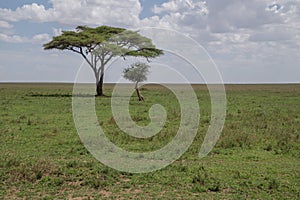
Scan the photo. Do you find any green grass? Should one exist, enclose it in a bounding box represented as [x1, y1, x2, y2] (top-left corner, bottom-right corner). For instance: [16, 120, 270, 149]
[0, 83, 299, 199]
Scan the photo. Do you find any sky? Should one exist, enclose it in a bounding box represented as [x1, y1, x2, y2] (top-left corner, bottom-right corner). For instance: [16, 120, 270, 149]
[0, 0, 300, 83]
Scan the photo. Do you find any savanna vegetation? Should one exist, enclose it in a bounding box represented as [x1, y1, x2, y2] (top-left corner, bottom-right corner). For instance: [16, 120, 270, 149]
[0, 83, 299, 199]
[43, 26, 163, 96]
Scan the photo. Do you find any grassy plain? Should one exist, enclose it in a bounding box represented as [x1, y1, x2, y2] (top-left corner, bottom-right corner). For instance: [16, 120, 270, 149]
[0, 83, 299, 199]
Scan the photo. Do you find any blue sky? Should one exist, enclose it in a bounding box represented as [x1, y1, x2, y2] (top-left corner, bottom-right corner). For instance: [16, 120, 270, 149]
[0, 0, 300, 83]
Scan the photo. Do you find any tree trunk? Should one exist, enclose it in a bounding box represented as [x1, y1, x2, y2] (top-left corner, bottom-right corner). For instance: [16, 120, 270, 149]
[135, 81, 144, 101]
[96, 73, 104, 96]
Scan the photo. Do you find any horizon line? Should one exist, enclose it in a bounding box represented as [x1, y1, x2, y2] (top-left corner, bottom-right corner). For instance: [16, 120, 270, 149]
[0, 81, 300, 85]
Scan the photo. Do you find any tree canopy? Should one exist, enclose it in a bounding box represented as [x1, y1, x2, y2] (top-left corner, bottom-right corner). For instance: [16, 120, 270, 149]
[123, 62, 150, 83]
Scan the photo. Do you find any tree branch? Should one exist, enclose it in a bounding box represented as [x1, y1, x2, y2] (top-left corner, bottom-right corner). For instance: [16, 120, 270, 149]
[103, 54, 114, 66]
[68, 47, 81, 54]
[79, 47, 94, 69]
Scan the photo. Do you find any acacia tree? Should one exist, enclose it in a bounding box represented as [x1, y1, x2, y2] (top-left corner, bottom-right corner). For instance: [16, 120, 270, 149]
[43, 26, 163, 96]
[123, 62, 150, 101]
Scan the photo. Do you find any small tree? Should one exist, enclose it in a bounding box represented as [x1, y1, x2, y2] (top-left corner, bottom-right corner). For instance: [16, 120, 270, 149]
[43, 26, 163, 96]
[123, 62, 150, 101]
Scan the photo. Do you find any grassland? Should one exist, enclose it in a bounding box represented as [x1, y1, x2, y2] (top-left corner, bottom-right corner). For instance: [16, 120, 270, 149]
[0, 83, 299, 199]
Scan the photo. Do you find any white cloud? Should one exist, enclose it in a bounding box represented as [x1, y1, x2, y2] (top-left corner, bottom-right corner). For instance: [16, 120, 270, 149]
[32, 33, 51, 43]
[153, 0, 208, 16]
[249, 25, 294, 42]
[142, 0, 210, 34]
[0, 33, 28, 43]
[146, 0, 300, 55]
[0, 0, 142, 27]
[149, 0, 299, 35]
[0, 33, 50, 44]
[0, 21, 13, 29]
[205, 0, 286, 33]
[52, 28, 62, 36]
[153, 1, 180, 13]
[266, 3, 283, 13]
[0, 3, 52, 22]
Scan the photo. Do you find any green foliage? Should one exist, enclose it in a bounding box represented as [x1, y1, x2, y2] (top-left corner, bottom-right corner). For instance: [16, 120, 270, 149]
[43, 25, 163, 59]
[96, 30, 164, 58]
[123, 62, 150, 83]
[43, 26, 124, 51]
